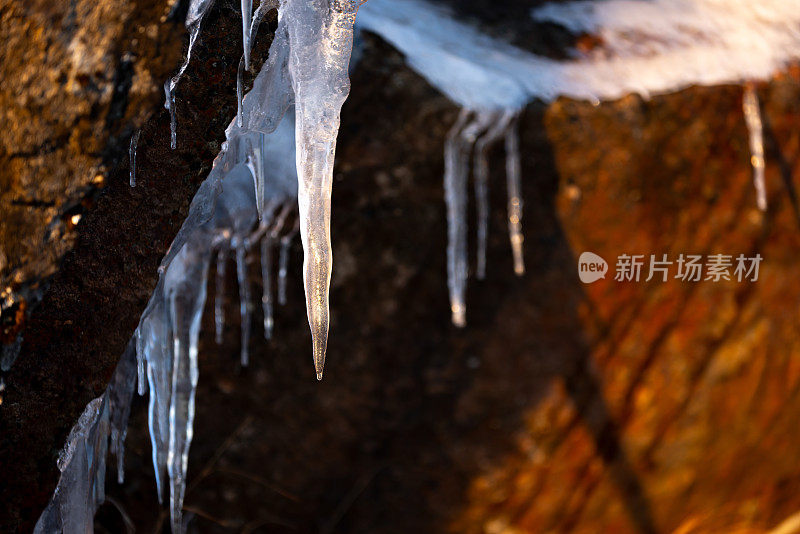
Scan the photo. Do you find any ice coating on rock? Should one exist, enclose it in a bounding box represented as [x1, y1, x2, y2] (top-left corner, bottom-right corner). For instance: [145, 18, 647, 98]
[35, 341, 137, 534]
[743, 84, 768, 211]
[361, 0, 800, 108]
[34, 396, 108, 534]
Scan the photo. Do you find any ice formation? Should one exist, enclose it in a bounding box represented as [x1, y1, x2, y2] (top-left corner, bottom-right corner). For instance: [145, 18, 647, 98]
[36, 0, 365, 531]
[164, 0, 216, 149]
[137, 110, 298, 533]
[129, 129, 141, 187]
[743, 85, 768, 211]
[35, 0, 800, 531]
[357, 0, 800, 324]
[35, 342, 137, 534]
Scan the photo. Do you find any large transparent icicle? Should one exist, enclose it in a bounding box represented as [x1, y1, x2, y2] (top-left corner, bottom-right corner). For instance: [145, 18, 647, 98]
[284, 0, 364, 379]
[743, 84, 768, 211]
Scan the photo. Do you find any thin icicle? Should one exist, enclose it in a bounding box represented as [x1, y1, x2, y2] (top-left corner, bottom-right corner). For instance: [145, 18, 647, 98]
[261, 236, 274, 339]
[743, 84, 768, 211]
[165, 0, 216, 149]
[250, 0, 277, 45]
[504, 113, 525, 276]
[129, 129, 141, 187]
[242, 0, 253, 70]
[444, 109, 493, 327]
[473, 110, 514, 279]
[236, 241, 251, 366]
[166, 82, 178, 150]
[444, 109, 471, 327]
[136, 348, 147, 396]
[284, 0, 364, 379]
[237, 57, 246, 128]
[109, 341, 138, 487]
[278, 234, 291, 305]
[245, 133, 267, 220]
[165, 243, 212, 534]
[215, 243, 228, 344]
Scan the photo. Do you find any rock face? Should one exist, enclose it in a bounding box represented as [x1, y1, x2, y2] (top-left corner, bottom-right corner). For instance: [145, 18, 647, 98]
[3, 1, 800, 533]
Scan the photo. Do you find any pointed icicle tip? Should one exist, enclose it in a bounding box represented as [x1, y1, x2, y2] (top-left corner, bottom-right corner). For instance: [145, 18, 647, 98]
[312, 332, 327, 382]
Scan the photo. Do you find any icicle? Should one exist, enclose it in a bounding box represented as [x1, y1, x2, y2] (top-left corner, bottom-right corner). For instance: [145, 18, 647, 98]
[743, 84, 768, 211]
[235, 241, 251, 366]
[284, 0, 364, 380]
[245, 133, 267, 220]
[237, 57, 246, 128]
[165, 0, 215, 150]
[165, 243, 212, 534]
[242, 0, 253, 71]
[278, 234, 291, 305]
[473, 110, 514, 279]
[34, 393, 113, 533]
[444, 110, 471, 327]
[504, 113, 525, 276]
[136, 296, 174, 505]
[444, 109, 493, 327]
[215, 243, 228, 344]
[166, 82, 178, 150]
[108, 341, 137, 487]
[261, 236, 274, 339]
[250, 0, 277, 45]
[136, 343, 148, 396]
[129, 129, 141, 187]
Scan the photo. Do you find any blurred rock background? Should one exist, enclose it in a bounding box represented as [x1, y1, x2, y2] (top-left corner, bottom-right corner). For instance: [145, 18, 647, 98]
[1, 1, 800, 533]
